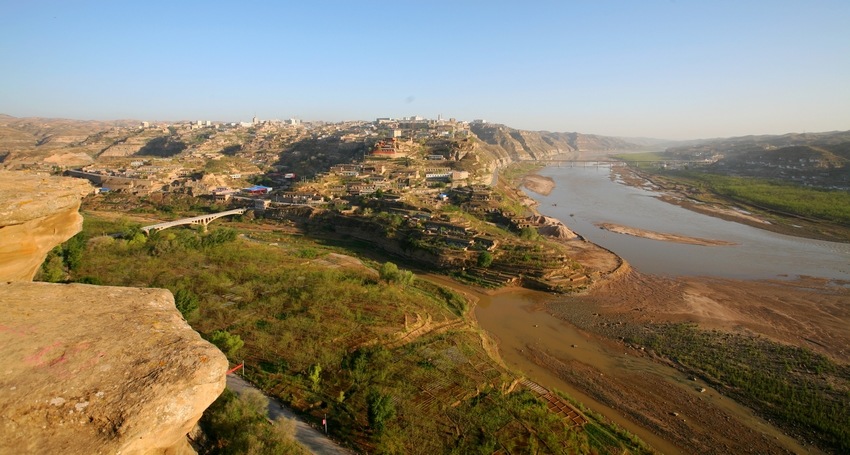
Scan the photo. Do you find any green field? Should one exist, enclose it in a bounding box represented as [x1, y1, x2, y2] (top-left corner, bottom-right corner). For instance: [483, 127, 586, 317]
[668, 171, 850, 225]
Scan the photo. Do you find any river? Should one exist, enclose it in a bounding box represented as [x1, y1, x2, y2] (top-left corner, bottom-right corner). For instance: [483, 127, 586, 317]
[472, 162, 846, 454]
[528, 163, 850, 280]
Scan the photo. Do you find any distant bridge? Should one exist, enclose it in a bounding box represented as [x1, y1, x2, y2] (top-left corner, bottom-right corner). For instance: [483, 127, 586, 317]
[141, 208, 246, 234]
[518, 159, 708, 167]
[521, 159, 622, 167]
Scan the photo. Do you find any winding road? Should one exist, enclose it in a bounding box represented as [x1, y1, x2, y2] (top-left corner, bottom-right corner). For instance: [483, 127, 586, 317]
[225, 374, 353, 455]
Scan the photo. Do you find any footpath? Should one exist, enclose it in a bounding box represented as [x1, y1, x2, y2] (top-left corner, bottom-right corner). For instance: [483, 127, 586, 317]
[225, 374, 353, 455]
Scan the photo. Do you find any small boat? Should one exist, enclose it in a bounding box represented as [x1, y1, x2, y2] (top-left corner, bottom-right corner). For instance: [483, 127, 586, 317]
[552, 203, 557, 206]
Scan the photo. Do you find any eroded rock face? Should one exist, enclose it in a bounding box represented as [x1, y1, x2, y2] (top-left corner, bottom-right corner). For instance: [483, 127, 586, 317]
[0, 171, 228, 454]
[0, 283, 228, 455]
[0, 171, 92, 281]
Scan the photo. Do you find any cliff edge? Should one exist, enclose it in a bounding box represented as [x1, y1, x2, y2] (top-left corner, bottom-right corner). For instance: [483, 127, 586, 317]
[0, 171, 228, 454]
[0, 171, 92, 281]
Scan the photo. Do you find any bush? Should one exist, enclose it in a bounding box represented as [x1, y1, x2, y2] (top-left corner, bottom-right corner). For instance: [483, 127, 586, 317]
[209, 330, 244, 358]
[477, 251, 494, 267]
[378, 262, 415, 286]
[174, 288, 200, 319]
[519, 226, 540, 241]
[367, 389, 395, 434]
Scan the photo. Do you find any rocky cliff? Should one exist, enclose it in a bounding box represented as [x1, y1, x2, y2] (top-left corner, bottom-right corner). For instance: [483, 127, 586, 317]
[0, 171, 93, 281]
[469, 122, 641, 162]
[0, 171, 228, 454]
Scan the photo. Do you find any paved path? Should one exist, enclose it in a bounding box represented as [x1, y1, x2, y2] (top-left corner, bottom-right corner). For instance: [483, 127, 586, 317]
[226, 374, 353, 455]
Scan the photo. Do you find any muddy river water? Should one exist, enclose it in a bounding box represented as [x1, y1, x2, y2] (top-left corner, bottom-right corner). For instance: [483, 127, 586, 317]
[471, 164, 848, 454]
[533, 164, 850, 280]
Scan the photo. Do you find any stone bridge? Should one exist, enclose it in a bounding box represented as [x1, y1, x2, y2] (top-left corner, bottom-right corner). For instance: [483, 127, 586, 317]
[141, 208, 246, 234]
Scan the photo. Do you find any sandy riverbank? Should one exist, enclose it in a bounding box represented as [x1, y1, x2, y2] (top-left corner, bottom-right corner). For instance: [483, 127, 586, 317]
[522, 174, 556, 196]
[596, 222, 738, 246]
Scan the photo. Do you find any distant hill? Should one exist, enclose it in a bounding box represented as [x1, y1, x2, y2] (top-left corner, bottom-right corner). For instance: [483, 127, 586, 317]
[0, 115, 142, 167]
[469, 123, 643, 162]
[662, 130, 850, 188]
[665, 130, 850, 158]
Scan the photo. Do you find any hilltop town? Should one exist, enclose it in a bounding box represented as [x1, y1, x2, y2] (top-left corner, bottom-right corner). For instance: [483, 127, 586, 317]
[2, 114, 638, 292]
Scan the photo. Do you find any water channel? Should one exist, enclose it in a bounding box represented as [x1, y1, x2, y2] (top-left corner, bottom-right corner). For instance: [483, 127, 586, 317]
[472, 163, 848, 454]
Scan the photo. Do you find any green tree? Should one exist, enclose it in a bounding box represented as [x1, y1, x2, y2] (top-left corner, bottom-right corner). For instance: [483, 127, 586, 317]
[379, 262, 414, 286]
[519, 226, 540, 241]
[202, 227, 238, 248]
[477, 251, 494, 268]
[38, 247, 66, 282]
[209, 330, 244, 358]
[396, 270, 415, 287]
[63, 233, 86, 271]
[174, 288, 200, 319]
[379, 262, 400, 282]
[367, 389, 395, 434]
[308, 363, 322, 391]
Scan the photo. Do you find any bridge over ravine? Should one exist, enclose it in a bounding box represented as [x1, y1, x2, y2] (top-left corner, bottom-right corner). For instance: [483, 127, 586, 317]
[141, 208, 246, 234]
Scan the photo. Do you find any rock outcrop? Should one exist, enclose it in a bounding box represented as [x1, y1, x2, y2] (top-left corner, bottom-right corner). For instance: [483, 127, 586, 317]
[0, 171, 228, 454]
[0, 171, 92, 281]
[529, 215, 580, 240]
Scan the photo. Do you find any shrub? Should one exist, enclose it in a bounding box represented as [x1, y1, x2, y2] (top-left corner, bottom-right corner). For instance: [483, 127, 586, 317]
[477, 251, 494, 267]
[378, 262, 415, 286]
[209, 330, 244, 358]
[174, 288, 200, 319]
[367, 389, 395, 434]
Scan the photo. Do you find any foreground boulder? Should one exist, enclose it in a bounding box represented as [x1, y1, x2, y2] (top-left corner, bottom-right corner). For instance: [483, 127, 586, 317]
[0, 282, 229, 454]
[0, 171, 228, 454]
[0, 171, 92, 281]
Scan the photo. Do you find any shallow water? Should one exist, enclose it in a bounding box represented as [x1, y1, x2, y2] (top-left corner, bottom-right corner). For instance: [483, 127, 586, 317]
[526, 164, 850, 280]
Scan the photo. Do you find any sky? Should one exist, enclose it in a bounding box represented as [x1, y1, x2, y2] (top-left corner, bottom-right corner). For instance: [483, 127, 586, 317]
[1, 1, 849, 140]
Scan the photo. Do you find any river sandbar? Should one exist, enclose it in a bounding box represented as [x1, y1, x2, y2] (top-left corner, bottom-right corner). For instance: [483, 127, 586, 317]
[596, 222, 738, 246]
[522, 174, 555, 196]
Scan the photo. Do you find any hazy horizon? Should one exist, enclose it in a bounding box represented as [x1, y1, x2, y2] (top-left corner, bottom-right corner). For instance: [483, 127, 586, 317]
[2, 1, 849, 141]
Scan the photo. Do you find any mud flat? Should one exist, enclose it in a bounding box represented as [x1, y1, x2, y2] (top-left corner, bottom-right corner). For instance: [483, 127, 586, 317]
[468, 268, 849, 454]
[596, 222, 738, 246]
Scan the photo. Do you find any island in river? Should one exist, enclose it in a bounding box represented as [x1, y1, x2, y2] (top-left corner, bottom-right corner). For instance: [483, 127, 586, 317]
[485, 165, 850, 454]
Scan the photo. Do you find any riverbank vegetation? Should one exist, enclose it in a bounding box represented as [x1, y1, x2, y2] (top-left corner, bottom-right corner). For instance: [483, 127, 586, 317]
[616, 151, 850, 226]
[664, 171, 850, 225]
[613, 162, 850, 241]
[41, 204, 651, 454]
[626, 323, 850, 453]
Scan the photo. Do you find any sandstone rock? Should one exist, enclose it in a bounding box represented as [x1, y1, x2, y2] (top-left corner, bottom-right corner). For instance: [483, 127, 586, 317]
[0, 171, 92, 281]
[528, 215, 579, 239]
[0, 282, 228, 454]
[0, 171, 228, 454]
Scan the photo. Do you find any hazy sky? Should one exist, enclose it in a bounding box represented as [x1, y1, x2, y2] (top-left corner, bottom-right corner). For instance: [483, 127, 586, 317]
[2, 1, 849, 139]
